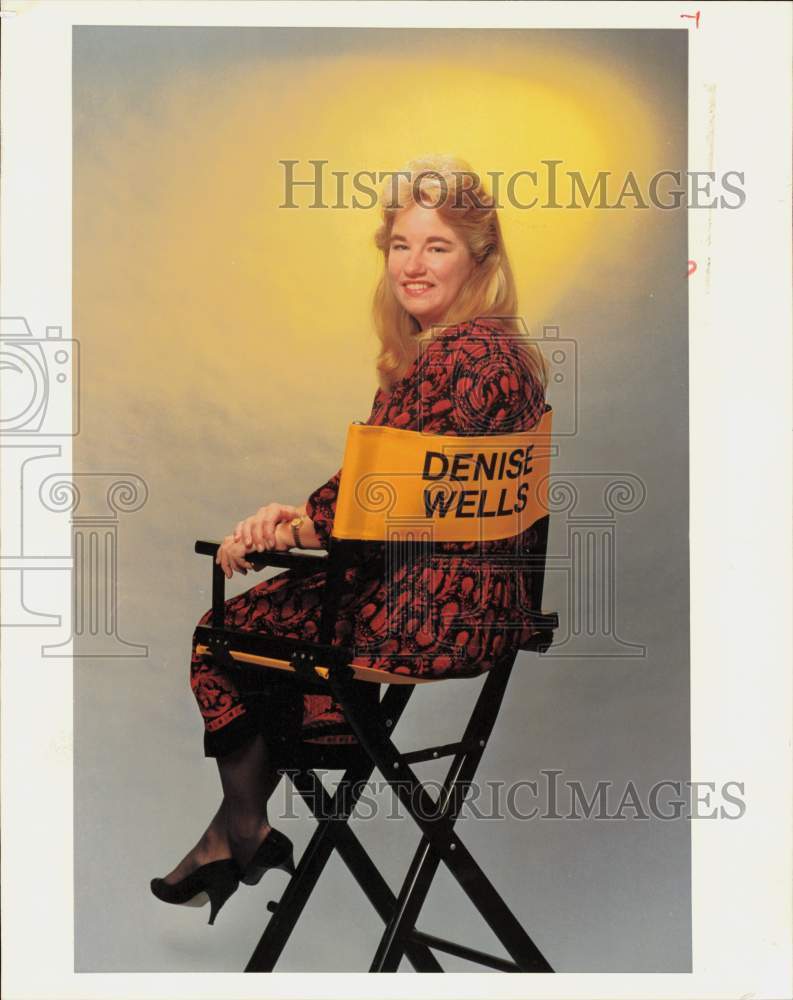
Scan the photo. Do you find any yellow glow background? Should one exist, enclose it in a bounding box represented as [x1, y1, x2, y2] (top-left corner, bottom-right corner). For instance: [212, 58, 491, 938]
[75, 31, 681, 486]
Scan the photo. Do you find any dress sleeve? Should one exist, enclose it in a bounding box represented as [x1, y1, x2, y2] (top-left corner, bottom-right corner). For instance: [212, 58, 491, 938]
[305, 469, 341, 548]
[452, 336, 546, 435]
[304, 389, 382, 547]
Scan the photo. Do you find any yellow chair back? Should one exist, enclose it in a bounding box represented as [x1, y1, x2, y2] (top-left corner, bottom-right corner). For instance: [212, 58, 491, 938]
[333, 408, 553, 543]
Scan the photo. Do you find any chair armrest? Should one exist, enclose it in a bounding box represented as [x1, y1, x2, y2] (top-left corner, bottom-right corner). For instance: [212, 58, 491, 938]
[194, 539, 328, 574]
[195, 540, 329, 629]
[522, 610, 559, 631]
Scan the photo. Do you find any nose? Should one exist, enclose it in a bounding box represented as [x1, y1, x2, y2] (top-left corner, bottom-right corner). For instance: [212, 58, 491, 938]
[403, 249, 426, 276]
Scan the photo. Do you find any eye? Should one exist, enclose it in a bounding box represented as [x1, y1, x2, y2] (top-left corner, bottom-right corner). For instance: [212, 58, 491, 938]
[429, 246, 448, 253]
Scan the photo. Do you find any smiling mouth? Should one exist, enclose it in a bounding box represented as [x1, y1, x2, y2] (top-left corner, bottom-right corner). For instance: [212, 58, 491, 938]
[402, 282, 435, 295]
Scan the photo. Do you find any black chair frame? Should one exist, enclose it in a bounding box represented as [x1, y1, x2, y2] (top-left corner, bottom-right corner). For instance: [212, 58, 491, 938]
[192, 516, 558, 973]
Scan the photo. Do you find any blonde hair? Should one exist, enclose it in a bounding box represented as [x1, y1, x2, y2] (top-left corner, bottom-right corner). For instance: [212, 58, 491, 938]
[371, 154, 549, 393]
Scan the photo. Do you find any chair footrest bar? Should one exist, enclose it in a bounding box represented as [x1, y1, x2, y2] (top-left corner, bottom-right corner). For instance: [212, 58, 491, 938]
[400, 739, 483, 765]
[408, 930, 520, 973]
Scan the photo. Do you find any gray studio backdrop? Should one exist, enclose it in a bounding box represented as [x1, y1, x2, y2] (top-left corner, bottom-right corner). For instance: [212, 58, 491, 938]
[74, 26, 689, 972]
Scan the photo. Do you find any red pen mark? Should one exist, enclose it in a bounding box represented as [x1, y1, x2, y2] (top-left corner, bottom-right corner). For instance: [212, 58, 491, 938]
[680, 10, 701, 28]
[687, 260, 697, 277]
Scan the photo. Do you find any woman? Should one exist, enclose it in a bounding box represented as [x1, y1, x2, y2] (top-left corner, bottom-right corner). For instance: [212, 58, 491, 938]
[151, 155, 550, 924]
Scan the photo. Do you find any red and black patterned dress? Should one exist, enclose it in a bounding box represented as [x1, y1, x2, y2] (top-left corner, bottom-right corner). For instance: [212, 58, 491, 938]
[190, 317, 548, 758]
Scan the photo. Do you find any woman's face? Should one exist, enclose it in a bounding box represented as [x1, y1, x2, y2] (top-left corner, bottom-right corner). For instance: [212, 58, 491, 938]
[387, 203, 475, 332]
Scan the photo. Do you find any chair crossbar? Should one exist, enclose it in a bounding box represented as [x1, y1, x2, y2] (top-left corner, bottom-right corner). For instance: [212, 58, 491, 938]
[407, 930, 520, 973]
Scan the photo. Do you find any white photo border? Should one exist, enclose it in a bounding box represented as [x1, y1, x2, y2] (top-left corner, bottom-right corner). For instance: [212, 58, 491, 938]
[1, 1, 791, 998]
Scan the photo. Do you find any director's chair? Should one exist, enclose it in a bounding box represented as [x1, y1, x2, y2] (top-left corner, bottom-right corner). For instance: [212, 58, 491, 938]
[193, 409, 559, 972]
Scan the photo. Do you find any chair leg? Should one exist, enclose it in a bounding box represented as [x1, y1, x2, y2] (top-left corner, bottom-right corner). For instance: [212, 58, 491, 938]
[370, 831, 443, 971]
[369, 753, 483, 968]
[244, 759, 372, 971]
[371, 665, 514, 970]
[292, 768, 443, 972]
[372, 817, 551, 972]
[245, 760, 442, 972]
[244, 679, 419, 971]
[328, 669, 554, 973]
[244, 804, 337, 970]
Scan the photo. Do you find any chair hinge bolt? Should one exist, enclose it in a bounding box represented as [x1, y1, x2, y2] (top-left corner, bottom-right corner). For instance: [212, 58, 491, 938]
[479, 739, 485, 747]
[449, 842, 457, 851]
[385, 719, 393, 728]
[393, 761, 400, 769]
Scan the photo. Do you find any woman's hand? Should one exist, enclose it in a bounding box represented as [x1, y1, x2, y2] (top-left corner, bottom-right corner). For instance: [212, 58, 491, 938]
[215, 535, 257, 579]
[233, 503, 300, 552]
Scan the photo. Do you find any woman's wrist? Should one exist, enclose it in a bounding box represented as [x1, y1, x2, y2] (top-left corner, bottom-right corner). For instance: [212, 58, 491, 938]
[275, 521, 294, 550]
[270, 506, 323, 550]
[294, 511, 324, 549]
[275, 515, 314, 549]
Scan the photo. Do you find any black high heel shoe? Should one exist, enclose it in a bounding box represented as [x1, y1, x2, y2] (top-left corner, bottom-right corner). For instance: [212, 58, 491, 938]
[239, 827, 296, 886]
[150, 858, 240, 925]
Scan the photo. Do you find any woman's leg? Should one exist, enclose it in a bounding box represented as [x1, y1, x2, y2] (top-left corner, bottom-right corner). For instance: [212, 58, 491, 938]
[161, 567, 352, 883]
[160, 583, 298, 882]
[161, 731, 283, 883]
[215, 731, 281, 867]
[160, 798, 229, 885]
